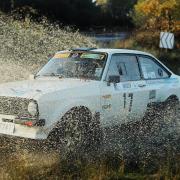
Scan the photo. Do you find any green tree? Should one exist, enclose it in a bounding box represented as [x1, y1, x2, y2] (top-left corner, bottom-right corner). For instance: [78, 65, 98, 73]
[0, 0, 98, 28]
[96, 0, 137, 27]
[107, 0, 136, 20]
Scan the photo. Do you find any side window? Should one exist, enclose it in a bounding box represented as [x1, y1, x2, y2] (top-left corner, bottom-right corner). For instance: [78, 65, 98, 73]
[138, 56, 169, 79]
[106, 54, 141, 82]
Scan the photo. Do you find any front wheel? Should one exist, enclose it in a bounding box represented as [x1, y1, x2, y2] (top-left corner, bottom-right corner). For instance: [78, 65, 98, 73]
[48, 107, 102, 155]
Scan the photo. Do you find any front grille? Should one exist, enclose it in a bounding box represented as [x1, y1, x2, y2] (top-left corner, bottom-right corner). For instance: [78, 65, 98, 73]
[0, 96, 30, 116]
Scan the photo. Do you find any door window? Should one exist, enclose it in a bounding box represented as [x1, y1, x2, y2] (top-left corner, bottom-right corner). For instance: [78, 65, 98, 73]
[106, 54, 141, 82]
[138, 56, 169, 79]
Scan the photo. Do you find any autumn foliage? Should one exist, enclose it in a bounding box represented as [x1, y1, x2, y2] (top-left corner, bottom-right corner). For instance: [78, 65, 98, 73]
[133, 0, 180, 32]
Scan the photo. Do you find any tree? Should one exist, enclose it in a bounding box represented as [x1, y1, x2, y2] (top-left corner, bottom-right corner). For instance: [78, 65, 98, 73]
[0, 0, 98, 28]
[133, 0, 179, 32]
[174, 0, 180, 18]
[107, 0, 136, 19]
[96, 0, 107, 5]
[0, 0, 11, 12]
[95, 0, 137, 27]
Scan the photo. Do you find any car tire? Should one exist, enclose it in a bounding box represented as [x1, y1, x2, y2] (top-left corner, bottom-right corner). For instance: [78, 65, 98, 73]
[48, 107, 102, 155]
[162, 98, 180, 135]
[143, 98, 179, 136]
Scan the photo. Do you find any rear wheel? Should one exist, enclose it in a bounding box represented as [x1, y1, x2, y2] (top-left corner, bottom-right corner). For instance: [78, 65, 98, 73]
[142, 97, 179, 136]
[162, 98, 180, 135]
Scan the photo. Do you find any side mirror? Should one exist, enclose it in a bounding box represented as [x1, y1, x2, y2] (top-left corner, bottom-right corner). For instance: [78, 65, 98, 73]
[29, 74, 35, 80]
[107, 75, 120, 86]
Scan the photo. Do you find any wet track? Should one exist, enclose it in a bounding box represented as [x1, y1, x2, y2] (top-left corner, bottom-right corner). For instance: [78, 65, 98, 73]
[0, 106, 179, 179]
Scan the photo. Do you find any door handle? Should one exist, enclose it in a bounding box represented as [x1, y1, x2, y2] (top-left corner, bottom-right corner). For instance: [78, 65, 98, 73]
[138, 84, 146, 88]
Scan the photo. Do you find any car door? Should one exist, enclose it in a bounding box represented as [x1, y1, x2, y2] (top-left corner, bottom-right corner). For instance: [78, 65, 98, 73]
[137, 55, 171, 104]
[100, 54, 150, 127]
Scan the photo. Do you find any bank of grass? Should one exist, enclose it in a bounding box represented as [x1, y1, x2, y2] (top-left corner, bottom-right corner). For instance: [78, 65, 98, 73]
[0, 11, 96, 83]
[0, 149, 180, 180]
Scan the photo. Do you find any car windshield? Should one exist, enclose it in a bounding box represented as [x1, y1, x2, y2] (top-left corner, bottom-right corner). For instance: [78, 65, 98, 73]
[36, 52, 107, 80]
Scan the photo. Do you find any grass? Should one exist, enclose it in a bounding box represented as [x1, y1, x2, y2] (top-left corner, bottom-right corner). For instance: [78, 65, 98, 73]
[0, 140, 179, 180]
[0, 114, 180, 180]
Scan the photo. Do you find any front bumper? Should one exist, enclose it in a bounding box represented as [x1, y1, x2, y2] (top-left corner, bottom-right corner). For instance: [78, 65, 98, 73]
[0, 114, 47, 139]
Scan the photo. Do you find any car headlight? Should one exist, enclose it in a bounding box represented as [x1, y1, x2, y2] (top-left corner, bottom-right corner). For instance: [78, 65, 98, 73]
[28, 101, 38, 116]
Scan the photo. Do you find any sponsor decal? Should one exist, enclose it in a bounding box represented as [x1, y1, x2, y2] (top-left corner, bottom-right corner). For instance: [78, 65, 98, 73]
[80, 53, 105, 60]
[102, 94, 112, 99]
[53, 53, 70, 59]
[123, 93, 133, 112]
[102, 104, 111, 110]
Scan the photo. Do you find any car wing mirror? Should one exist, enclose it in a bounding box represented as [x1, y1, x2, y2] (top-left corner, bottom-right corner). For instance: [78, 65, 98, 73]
[107, 75, 120, 86]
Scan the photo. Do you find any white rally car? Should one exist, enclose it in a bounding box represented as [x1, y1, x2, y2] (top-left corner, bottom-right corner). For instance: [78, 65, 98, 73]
[0, 48, 179, 150]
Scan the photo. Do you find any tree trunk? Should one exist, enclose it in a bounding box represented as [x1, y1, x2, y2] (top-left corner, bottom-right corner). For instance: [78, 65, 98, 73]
[10, 0, 14, 12]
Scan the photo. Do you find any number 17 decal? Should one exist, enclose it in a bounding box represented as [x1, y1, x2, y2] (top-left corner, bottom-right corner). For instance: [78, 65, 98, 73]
[123, 93, 133, 112]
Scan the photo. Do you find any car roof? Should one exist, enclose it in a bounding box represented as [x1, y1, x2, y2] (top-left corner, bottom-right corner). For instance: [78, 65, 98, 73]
[91, 48, 153, 56]
[56, 48, 154, 58]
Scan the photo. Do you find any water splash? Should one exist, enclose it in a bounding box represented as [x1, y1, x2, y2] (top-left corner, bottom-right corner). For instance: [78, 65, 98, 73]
[0, 12, 96, 83]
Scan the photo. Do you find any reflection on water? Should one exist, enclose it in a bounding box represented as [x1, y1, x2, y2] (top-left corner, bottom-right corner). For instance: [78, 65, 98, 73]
[88, 32, 129, 43]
